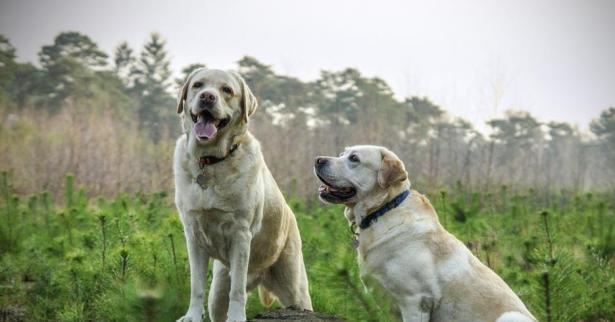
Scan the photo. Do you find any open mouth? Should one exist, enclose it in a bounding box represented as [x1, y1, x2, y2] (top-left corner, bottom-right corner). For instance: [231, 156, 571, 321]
[191, 110, 230, 140]
[316, 172, 356, 202]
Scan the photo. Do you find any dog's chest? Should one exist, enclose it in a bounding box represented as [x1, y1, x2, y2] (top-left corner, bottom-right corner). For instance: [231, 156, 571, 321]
[357, 246, 390, 282]
[356, 231, 425, 287]
[176, 168, 261, 262]
[189, 164, 219, 188]
[178, 182, 226, 212]
[179, 166, 251, 212]
[356, 235, 393, 283]
[191, 212, 239, 262]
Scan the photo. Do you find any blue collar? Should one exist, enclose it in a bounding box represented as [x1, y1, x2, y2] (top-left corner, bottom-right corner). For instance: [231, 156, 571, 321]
[359, 190, 410, 230]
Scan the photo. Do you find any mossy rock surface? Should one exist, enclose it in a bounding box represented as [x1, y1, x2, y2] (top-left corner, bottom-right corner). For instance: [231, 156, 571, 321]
[251, 309, 345, 321]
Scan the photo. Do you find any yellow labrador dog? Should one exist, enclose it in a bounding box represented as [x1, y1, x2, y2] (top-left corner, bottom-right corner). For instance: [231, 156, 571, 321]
[314, 145, 536, 322]
[174, 68, 312, 322]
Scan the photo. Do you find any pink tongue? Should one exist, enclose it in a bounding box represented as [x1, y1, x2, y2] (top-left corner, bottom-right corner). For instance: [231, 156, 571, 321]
[195, 120, 217, 139]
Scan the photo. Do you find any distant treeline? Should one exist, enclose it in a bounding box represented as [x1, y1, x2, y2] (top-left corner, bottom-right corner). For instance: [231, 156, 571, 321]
[0, 32, 614, 197]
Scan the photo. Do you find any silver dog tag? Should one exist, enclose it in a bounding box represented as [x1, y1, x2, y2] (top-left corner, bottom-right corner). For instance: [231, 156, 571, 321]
[352, 238, 359, 249]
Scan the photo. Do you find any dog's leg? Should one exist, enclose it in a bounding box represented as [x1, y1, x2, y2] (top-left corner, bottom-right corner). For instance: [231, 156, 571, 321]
[261, 223, 312, 310]
[208, 260, 231, 322]
[226, 228, 252, 322]
[177, 216, 210, 322]
[398, 294, 432, 322]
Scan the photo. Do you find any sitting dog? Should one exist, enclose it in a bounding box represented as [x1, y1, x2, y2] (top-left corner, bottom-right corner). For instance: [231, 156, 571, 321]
[314, 145, 536, 322]
[174, 68, 312, 322]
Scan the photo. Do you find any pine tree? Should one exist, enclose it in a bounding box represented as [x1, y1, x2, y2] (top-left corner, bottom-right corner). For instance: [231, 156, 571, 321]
[590, 107, 615, 185]
[0, 35, 17, 104]
[36, 32, 109, 107]
[1, 38, 40, 107]
[113, 42, 135, 87]
[130, 33, 175, 137]
[39, 31, 108, 70]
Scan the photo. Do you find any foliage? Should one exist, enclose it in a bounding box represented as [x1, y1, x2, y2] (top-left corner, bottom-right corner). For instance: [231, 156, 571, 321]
[39, 31, 108, 69]
[591, 107, 615, 141]
[0, 36, 43, 107]
[2, 32, 615, 196]
[35, 32, 113, 108]
[590, 107, 615, 187]
[113, 42, 136, 88]
[128, 33, 175, 135]
[1, 31, 614, 320]
[0, 173, 613, 321]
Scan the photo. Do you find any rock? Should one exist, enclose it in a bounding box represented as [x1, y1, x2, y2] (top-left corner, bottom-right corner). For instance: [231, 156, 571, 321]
[251, 308, 345, 322]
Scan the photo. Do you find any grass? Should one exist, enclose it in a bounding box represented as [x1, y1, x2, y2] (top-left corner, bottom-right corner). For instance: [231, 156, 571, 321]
[0, 171, 614, 321]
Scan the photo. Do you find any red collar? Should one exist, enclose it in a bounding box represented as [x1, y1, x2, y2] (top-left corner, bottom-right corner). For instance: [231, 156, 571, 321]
[198, 144, 239, 168]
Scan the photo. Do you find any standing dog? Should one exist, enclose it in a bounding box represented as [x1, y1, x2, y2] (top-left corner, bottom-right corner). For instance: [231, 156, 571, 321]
[174, 68, 312, 322]
[314, 145, 536, 322]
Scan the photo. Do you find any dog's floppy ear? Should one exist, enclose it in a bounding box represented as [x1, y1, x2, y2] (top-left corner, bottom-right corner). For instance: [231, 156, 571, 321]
[377, 148, 408, 188]
[232, 71, 258, 122]
[176, 68, 205, 114]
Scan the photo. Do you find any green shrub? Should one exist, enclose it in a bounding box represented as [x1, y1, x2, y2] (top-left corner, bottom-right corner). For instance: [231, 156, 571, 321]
[0, 175, 613, 321]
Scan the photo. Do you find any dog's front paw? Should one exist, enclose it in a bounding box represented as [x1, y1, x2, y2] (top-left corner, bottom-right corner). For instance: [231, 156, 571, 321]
[225, 311, 246, 322]
[176, 317, 196, 322]
[226, 301, 246, 322]
[176, 316, 201, 322]
[176, 309, 203, 322]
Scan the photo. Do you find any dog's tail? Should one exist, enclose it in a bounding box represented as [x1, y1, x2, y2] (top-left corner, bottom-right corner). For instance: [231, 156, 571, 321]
[258, 285, 276, 308]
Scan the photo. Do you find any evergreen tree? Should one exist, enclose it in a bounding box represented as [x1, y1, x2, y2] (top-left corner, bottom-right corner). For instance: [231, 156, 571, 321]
[237, 56, 311, 116]
[237, 56, 278, 105]
[312, 68, 403, 125]
[312, 68, 365, 124]
[0, 36, 44, 107]
[37, 32, 109, 107]
[403, 96, 445, 136]
[130, 33, 175, 136]
[488, 110, 543, 151]
[113, 42, 135, 87]
[0, 35, 17, 77]
[39, 31, 108, 69]
[0, 35, 17, 104]
[590, 107, 615, 184]
[487, 110, 545, 184]
[238, 56, 275, 87]
[590, 107, 615, 144]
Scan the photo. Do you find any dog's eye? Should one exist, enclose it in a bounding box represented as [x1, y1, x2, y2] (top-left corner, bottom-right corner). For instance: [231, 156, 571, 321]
[192, 81, 203, 89]
[349, 154, 360, 163]
[221, 86, 233, 95]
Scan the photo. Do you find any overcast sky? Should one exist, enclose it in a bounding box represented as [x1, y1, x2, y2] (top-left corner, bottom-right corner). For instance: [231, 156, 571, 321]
[1, 0, 614, 132]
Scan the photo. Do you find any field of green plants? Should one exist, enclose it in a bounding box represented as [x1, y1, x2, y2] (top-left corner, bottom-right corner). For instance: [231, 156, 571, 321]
[0, 171, 613, 322]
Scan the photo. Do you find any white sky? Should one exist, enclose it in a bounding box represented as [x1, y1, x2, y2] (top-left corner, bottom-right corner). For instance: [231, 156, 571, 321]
[1, 0, 614, 132]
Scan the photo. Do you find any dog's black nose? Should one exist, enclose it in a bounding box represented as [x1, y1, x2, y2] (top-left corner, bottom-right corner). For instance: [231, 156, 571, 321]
[199, 91, 217, 105]
[315, 157, 328, 166]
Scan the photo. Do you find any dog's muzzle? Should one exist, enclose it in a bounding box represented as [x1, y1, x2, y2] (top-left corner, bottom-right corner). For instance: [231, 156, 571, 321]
[314, 158, 356, 203]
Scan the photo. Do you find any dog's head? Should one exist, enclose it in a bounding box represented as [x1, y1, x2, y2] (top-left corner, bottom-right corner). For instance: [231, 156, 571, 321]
[176, 68, 257, 144]
[314, 145, 408, 205]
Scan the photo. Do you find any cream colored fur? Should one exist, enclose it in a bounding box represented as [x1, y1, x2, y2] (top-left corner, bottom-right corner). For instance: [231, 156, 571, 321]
[315, 145, 536, 322]
[174, 69, 312, 322]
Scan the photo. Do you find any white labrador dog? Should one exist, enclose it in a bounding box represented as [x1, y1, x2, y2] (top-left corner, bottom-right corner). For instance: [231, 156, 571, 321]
[314, 145, 536, 322]
[174, 68, 312, 322]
